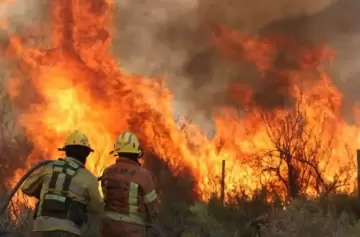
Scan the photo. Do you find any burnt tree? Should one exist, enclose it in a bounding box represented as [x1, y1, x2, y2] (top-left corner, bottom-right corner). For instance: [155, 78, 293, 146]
[257, 91, 353, 199]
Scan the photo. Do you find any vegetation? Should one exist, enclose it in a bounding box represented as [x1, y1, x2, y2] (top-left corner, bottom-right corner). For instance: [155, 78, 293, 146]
[2, 178, 360, 237]
[0, 18, 358, 237]
[0, 76, 359, 237]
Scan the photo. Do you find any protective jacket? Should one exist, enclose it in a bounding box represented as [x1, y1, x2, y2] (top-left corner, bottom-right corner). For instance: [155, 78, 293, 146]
[21, 156, 104, 236]
[100, 157, 160, 237]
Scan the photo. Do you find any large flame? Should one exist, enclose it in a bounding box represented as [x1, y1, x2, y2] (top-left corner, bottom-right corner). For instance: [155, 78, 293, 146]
[1, 0, 359, 207]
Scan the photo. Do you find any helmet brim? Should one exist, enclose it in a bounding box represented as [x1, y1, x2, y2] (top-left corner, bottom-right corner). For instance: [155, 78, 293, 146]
[109, 150, 143, 158]
[58, 146, 94, 152]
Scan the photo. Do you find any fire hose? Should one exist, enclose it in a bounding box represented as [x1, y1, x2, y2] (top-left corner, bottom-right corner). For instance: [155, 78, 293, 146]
[0, 160, 164, 237]
[0, 161, 262, 237]
[0, 160, 53, 216]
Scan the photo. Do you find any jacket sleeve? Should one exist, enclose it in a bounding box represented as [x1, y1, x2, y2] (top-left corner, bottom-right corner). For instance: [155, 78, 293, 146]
[142, 171, 160, 221]
[100, 168, 107, 196]
[21, 166, 45, 199]
[86, 175, 104, 215]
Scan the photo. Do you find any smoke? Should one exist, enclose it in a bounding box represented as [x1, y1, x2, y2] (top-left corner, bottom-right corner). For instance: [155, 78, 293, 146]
[257, 0, 360, 120]
[0, 0, 48, 175]
[0, 0, 48, 102]
[112, 0, 355, 129]
[0, 0, 49, 72]
[0, 0, 48, 34]
[1, 0, 358, 129]
[112, 0, 213, 130]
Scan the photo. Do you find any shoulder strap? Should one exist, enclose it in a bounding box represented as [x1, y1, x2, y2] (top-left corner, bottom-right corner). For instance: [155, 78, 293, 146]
[48, 158, 83, 195]
[62, 160, 82, 195]
[48, 159, 66, 193]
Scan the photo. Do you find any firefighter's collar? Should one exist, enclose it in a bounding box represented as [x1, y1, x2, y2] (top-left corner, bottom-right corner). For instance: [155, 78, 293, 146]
[116, 157, 141, 166]
[65, 156, 85, 167]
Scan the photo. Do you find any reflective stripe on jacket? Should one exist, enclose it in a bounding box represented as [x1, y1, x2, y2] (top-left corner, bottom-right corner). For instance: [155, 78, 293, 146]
[21, 157, 104, 235]
[101, 157, 160, 225]
[104, 211, 145, 225]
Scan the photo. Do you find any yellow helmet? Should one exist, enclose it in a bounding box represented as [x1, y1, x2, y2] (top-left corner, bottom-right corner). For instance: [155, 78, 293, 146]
[110, 131, 143, 156]
[58, 130, 94, 152]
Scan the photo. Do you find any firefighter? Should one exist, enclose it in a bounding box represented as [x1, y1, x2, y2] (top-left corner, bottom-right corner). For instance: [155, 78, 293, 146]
[21, 130, 104, 237]
[100, 131, 160, 237]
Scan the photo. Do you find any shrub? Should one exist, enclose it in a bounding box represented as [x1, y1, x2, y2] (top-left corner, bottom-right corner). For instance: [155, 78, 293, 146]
[261, 199, 360, 237]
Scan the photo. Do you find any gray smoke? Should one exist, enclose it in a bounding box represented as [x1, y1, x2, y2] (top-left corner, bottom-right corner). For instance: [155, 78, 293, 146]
[1, 0, 359, 130]
[0, 0, 48, 35]
[111, 0, 360, 128]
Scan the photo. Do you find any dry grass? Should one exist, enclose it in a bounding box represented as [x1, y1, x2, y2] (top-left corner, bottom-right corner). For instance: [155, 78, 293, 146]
[1, 187, 360, 237]
[1, 159, 360, 237]
[0, 154, 359, 237]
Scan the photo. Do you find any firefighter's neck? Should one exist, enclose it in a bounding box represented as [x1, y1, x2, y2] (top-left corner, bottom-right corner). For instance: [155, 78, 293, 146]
[117, 156, 141, 165]
[66, 156, 86, 165]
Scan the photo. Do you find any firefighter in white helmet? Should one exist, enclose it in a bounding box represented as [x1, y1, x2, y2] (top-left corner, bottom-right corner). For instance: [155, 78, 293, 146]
[100, 131, 160, 237]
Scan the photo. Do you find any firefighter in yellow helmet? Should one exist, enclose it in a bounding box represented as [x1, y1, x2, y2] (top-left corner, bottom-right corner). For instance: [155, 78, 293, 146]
[21, 130, 104, 237]
[100, 131, 160, 237]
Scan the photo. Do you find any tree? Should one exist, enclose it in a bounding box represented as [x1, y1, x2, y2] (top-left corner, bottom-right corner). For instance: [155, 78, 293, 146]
[256, 87, 353, 199]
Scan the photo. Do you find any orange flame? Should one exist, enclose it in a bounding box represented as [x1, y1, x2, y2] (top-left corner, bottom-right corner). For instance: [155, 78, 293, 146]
[1, 0, 359, 209]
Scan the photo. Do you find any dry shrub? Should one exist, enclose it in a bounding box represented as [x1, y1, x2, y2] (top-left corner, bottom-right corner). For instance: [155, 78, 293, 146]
[1, 154, 360, 237]
[1, 188, 360, 237]
[261, 199, 360, 237]
[171, 196, 360, 237]
[0, 186, 33, 237]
